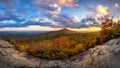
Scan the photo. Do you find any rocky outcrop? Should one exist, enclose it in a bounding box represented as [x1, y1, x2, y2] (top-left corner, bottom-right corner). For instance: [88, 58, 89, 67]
[0, 38, 120, 68]
[0, 40, 40, 68]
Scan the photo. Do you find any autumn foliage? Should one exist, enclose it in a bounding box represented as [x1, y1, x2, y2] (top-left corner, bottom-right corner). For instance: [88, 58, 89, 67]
[28, 36, 81, 59]
[9, 31, 96, 59]
[5, 24, 120, 59]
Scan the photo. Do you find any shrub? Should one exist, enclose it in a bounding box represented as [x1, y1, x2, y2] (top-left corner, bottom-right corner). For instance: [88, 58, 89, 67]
[17, 44, 29, 51]
[56, 51, 68, 59]
[112, 26, 120, 38]
[99, 25, 120, 43]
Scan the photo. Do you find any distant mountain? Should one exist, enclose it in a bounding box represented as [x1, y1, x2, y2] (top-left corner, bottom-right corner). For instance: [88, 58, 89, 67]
[0, 31, 48, 38]
[0, 28, 99, 38]
[0, 29, 76, 38]
[9, 28, 79, 40]
[44, 28, 78, 36]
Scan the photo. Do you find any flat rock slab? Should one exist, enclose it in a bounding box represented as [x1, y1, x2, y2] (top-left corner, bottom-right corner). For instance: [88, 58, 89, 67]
[0, 40, 14, 48]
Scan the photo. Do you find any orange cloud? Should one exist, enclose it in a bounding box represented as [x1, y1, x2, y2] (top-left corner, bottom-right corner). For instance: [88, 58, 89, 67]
[58, 0, 77, 7]
[97, 5, 111, 16]
[45, 0, 78, 7]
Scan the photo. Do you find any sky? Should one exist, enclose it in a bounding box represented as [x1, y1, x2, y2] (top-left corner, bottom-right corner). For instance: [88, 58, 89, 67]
[0, 0, 120, 31]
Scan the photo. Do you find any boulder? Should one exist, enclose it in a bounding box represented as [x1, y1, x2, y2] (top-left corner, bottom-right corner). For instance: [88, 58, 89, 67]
[0, 40, 41, 68]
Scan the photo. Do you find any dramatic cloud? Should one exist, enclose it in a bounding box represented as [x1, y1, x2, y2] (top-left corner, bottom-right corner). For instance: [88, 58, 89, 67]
[34, 0, 78, 14]
[34, 0, 79, 28]
[0, 0, 120, 29]
[48, 14, 80, 27]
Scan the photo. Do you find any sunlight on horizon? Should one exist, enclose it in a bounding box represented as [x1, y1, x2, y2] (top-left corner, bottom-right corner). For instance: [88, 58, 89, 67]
[68, 27, 101, 32]
[0, 25, 101, 32]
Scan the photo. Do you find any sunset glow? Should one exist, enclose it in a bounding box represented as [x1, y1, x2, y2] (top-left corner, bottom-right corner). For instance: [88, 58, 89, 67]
[0, 26, 62, 31]
[68, 27, 101, 32]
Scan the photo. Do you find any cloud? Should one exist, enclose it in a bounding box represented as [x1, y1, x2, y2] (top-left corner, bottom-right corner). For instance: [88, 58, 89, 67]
[22, 21, 54, 27]
[0, 10, 26, 28]
[56, 0, 79, 7]
[47, 14, 80, 28]
[34, 0, 79, 15]
[34, 0, 78, 8]
[48, 4, 61, 15]
[34, 0, 79, 13]
[114, 3, 119, 9]
[34, 0, 61, 14]
[0, 20, 16, 24]
[88, 5, 112, 18]
[80, 16, 99, 27]
[0, 9, 57, 28]
[72, 16, 80, 22]
[46, 0, 79, 7]
[0, 20, 54, 28]
[0, 10, 25, 22]
[96, 5, 111, 16]
[0, 9, 80, 28]
[33, 0, 80, 28]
